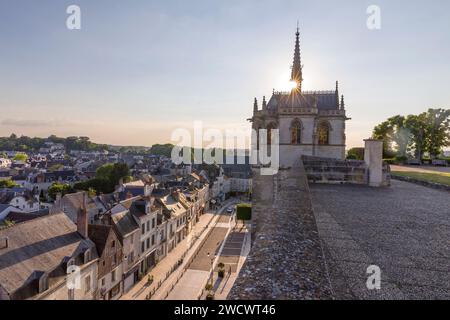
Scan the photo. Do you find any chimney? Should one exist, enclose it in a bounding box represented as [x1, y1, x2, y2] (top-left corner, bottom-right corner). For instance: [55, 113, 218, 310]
[77, 192, 89, 238]
[0, 237, 9, 249]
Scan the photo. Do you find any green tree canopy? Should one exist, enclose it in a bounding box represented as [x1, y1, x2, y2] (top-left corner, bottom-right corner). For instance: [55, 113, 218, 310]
[0, 179, 19, 188]
[48, 183, 74, 200]
[373, 108, 450, 159]
[74, 163, 130, 194]
[13, 153, 28, 162]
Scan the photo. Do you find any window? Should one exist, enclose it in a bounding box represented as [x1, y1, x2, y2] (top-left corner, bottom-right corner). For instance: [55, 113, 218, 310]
[112, 254, 117, 267]
[151, 235, 155, 246]
[146, 238, 150, 249]
[141, 241, 145, 253]
[85, 275, 91, 293]
[101, 278, 105, 287]
[141, 224, 145, 235]
[128, 251, 134, 263]
[266, 123, 277, 145]
[152, 218, 156, 229]
[318, 122, 330, 145]
[146, 221, 150, 232]
[112, 270, 116, 282]
[111, 240, 115, 248]
[84, 249, 91, 264]
[291, 120, 302, 144]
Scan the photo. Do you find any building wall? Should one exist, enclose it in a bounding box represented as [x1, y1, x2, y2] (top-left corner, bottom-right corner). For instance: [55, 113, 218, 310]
[98, 264, 123, 300]
[43, 262, 98, 300]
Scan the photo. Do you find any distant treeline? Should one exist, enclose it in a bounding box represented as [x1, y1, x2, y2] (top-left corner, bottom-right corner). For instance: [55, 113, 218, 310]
[0, 134, 249, 160]
[0, 133, 176, 156]
[0, 134, 108, 152]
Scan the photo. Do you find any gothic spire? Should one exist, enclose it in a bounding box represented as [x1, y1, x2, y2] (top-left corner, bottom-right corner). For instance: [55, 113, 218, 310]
[336, 81, 339, 108]
[262, 96, 267, 110]
[291, 23, 303, 91]
[253, 97, 258, 113]
[340, 95, 345, 110]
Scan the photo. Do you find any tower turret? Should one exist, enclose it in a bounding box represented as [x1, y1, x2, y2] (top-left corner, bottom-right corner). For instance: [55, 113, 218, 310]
[291, 24, 303, 92]
[253, 97, 258, 113]
[262, 96, 267, 110]
[335, 81, 339, 108]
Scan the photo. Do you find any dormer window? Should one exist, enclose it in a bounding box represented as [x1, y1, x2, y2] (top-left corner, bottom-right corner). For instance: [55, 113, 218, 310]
[84, 249, 91, 264]
[67, 258, 75, 268]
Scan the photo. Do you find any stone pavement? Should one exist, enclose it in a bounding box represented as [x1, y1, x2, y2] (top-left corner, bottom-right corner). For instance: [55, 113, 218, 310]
[310, 180, 450, 299]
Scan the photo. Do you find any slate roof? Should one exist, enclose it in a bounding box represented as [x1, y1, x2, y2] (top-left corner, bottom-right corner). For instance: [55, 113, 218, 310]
[5, 210, 49, 224]
[110, 209, 139, 238]
[0, 212, 97, 298]
[267, 91, 339, 111]
[88, 224, 112, 256]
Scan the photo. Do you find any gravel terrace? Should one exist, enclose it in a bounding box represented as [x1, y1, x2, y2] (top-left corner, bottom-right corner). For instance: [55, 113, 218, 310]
[310, 180, 450, 299]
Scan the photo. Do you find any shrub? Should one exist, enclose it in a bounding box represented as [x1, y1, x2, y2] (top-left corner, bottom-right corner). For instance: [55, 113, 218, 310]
[347, 147, 364, 160]
[383, 158, 396, 165]
[395, 155, 408, 163]
[236, 204, 252, 221]
[205, 284, 213, 291]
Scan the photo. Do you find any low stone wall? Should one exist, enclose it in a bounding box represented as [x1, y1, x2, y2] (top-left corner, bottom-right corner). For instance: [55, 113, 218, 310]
[302, 155, 391, 186]
[302, 155, 368, 184]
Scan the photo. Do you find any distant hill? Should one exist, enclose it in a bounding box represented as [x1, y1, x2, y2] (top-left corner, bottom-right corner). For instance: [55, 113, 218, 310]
[0, 134, 108, 152]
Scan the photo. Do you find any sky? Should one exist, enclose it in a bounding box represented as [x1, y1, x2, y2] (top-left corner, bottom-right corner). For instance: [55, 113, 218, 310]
[0, 0, 449, 148]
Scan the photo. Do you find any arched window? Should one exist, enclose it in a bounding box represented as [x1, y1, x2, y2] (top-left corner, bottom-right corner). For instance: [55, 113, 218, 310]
[290, 120, 302, 144]
[318, 122, 331, 145]
[266, 123, 277, 145]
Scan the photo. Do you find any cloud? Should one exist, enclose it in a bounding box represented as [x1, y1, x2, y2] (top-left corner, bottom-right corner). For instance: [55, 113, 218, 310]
[0, 118, 59, 127]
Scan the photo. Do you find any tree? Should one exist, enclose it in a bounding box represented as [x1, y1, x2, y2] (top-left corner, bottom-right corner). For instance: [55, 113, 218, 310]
[347, 147, 365, 160]
[424, 108, 450, 158]
[0, 179, 19, 188]
[74, 163, 130, 194]
[372, 120, 396, 157]
[1, 219, 15, 229]
[404, 113, 428, 160]
[48, 183, 74, 200]
[13, 153, 28, 162]
[388, 115, 409, 157]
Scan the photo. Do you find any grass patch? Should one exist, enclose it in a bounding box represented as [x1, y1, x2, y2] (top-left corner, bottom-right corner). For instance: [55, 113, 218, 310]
[391, 171, 450, 186]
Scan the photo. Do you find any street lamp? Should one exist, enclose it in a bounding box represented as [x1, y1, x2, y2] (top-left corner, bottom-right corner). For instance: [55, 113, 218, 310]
[207, 252, 214, 286]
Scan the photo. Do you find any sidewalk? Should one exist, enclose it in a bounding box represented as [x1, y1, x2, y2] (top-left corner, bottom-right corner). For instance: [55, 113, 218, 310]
[121, 198, 238, 300]
[121, 212, 216, 300]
